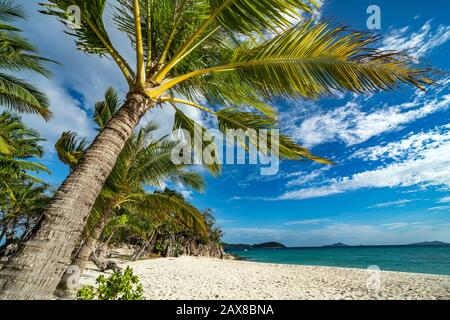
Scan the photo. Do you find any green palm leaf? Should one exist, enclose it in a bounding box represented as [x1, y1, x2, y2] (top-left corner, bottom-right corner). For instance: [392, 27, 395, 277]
[55, 131, 88, 169]
[216, 108, 331, 163]
[94, 87, 121, 129]
[156, 21, 433, 100]
[0, 0, 25, 21]
[173, 106, 222, 176]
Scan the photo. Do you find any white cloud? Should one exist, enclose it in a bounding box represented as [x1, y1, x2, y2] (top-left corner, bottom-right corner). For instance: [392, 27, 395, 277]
[352, 125, 450, 162]
[19, 78, 97, 153]
[380, 21, 450, 59]
[295, 91, 450, 147]
[428, 206, 450, 212]
[279, 125, 450, 200]
[369, 199, 417, 209]
[438, 196, 450, 204]
[180, 190, 193, 200]
[286, 167, 330, 187]
[284, 218, 331, 226]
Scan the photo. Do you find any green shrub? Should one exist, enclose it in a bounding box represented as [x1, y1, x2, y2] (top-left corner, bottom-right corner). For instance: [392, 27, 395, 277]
[77, 267, 144, 300]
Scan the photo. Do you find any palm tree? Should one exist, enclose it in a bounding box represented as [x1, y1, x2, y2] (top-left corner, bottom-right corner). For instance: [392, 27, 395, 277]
[0, 0, 433, 299]
[0, 112, 50, 250]
[104, 190, 209, 262]
[0, 182, 49, 248]
[0, 0, 52, 120]
[0, 112, 50, 197]
[56, 88, 206, 275]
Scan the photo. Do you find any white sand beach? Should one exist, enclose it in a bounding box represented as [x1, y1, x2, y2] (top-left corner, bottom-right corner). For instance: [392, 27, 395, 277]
[79, 255, 450, 300]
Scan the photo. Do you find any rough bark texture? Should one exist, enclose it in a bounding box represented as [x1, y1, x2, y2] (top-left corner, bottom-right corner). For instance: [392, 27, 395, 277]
[0, 93, 150, 300]
[131, 231, 156, 261]
[73, 208, 112, 274]
[57, 208, 112, 290]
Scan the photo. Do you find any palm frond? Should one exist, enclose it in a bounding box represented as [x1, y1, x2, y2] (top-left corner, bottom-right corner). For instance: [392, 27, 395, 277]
[0, 0, 25, 21]
[208, 0, 317, 34]
[154, 21, 433, 99]
[169, 171, 205, 192]
[141, 192, 208, 237]
[0, 73, 52, 120]
[55, 131, 88, 168]
[94, 87, 121, 129]
[216, 108, 331, 163]
[173, 106, 221, 176]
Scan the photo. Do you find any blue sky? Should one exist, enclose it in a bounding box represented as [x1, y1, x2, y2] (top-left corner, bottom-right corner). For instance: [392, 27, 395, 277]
[9, 0, 450, 247]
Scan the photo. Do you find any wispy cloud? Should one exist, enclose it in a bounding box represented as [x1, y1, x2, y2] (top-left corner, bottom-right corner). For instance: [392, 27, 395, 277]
[278, 125, 450, 200]
[294, 90, 450, 147]
[437, 196, 450, 204]
[369, 199, 417, 209]
[285, 167, 330, 187]
[284, 218, 331, 226]
[428, 206, 450, 212]
[380, 21, 450, 59]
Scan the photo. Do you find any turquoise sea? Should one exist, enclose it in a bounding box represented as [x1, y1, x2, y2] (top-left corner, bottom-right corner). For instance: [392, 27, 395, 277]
[228, 245, 450, 276]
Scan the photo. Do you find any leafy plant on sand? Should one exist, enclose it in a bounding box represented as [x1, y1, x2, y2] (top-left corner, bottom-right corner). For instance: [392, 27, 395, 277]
[77, 266, 143, 300]
[0, 0, 434, 299]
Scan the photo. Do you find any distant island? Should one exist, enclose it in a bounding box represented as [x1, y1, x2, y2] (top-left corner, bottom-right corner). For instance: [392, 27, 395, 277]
[408, 241, 450, 246]
[323, 242, 350, 248]
[223, 242, 286, 251]
[224, 241, 450, 251]
[322, 241, 450, 248]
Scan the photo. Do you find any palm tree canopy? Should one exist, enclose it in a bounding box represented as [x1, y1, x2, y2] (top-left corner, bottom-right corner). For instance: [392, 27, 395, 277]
[0, 0, 53, 120]
[40, 0, 436, 166]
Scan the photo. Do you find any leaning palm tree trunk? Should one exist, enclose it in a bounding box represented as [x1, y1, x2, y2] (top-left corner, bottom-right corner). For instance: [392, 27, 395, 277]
[131, 230, 157, 262]
[0, 93, 150, 299]
[68, 208, 114, 278]
[58, 209, 113, 290]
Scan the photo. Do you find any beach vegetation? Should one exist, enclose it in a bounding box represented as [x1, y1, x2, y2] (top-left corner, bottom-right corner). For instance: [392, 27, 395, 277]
[77, 266, 144, 300]
[0, 0, 434, 299]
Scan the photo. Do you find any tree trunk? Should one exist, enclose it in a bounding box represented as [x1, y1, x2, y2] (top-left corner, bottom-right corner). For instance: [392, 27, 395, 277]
[4, 218, 16, 247]
[0, 93, 151, 300]
[57, 208, 113, 290]
[73, 208, 113, 274]
[131, 230, 156, 261]
[0, 221, 9, 246]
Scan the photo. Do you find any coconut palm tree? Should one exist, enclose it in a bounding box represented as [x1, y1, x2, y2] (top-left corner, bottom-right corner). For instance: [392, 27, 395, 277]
[0, 182, 49, 248]
[0, 0, 52, 120]
[0, 112, 50, 250]
[0, 112, 50, 197]
[103, 190, 209, 262]
[0, 0, 434, 299]
[56, 88, 206, 275]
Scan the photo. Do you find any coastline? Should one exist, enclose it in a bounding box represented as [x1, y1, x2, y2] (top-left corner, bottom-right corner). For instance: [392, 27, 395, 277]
[77, 256, 450, 300]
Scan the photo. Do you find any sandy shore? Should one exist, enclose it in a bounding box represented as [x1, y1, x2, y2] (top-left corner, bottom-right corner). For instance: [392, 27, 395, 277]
[78, 255, 450, 300]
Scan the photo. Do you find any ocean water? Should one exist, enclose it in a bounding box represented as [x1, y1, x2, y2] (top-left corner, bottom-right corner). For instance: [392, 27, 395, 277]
[228, 246, 450, 276]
